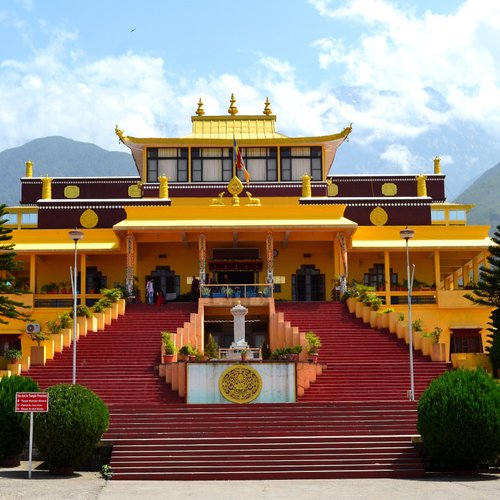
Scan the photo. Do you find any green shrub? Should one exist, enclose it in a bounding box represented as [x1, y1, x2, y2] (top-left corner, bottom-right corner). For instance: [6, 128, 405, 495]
[161, 331, 177, 355]
[58, 312, 71, 329]
[100, 288, 123, 303]
[69, 305, 92, 318]
[205, 334, 218, 359]
[417, 369, 500, 470]
[0, 375, 40, 458]
[34, 384, 109, 468]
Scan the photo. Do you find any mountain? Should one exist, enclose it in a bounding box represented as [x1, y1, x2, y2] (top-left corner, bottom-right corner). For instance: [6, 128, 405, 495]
[454, 161, 500, 234]
[0, 137, 136, 206]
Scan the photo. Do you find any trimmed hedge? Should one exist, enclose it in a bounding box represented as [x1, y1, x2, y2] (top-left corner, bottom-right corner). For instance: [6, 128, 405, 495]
[417, 369, 500, 470]
[34, 384, 109, 468]
[0, 375, 40, 458]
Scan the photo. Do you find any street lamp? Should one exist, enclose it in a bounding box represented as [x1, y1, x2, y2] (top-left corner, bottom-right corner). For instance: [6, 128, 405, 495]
[400, 226, 415, 401]
[69, 229, 83, 385]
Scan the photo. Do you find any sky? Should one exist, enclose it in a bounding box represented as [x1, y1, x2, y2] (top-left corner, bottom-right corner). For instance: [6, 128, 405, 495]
[1, 0, 500, 192]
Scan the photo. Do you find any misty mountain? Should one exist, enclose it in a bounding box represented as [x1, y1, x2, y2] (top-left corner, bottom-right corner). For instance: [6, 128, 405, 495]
[454, 161, 500, 234]
[0, 137, 136, 206]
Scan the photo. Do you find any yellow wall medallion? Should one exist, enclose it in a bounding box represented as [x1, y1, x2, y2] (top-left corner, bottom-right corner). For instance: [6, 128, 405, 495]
[326, 180, 339, 197]
[64, 185, 80, 198]
[219, 364, 263, 404]
[369, 206, 388, 226]
[227, 176, 243, 196]
[80, 209, 99, 228]
[381, 182, 397, 196]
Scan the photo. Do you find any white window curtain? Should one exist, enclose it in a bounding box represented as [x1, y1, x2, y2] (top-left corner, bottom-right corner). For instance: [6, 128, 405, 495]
[247, 159, 267, 180]
[291, 159, 310, 180]
[158, 159, 177, 181]
[203, 159, 222, 181]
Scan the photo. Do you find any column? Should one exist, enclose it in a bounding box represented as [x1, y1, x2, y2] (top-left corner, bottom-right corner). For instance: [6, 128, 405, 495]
[125, 233, 135, 296]
[198, 234, 206, 287]
[80, 253, 86, 303]
[337, 232, 348, 295]
[266, 233, 274, 285]
[231, 302, 248, 346]
[30, 254, 36, 294]
[434, 250, 441, 290]
[384, 250, 391, 305]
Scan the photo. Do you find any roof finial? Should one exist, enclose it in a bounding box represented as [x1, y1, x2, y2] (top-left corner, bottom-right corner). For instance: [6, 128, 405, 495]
[196, 98, 205, 116]
[263, 97, 272, 115]
[228, 93, 238, 115]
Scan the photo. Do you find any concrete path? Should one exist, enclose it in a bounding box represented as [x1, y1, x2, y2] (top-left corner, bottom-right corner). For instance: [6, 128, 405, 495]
[0, 462, 498, 500]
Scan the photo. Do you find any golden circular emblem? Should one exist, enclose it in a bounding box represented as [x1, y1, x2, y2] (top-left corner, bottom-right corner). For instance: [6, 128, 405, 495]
[381, 182, 397, 196]
[327, 182, 339, 197]
[64, 185, 80, 199]
[80, 209, 99, 228]
[227, 176, 243, 196]
[219, 364, 263, 404]
[369, 206, 388, 226]
[128, 184, 142, 198]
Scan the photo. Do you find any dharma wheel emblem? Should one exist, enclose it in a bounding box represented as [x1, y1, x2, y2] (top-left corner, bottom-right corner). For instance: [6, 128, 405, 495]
[219, 365, 262, 404]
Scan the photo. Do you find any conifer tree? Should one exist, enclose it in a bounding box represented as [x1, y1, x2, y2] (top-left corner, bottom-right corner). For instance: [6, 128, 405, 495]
[465, 224, 500, 377]
[0, 204, 30, 324]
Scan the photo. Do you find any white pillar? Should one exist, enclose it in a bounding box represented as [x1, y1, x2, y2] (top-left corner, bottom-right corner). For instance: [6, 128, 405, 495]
[231, 301, 248, 346]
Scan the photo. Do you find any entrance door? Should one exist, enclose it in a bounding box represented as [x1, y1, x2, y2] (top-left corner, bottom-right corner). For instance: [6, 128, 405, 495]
[292, 265, 325, 301]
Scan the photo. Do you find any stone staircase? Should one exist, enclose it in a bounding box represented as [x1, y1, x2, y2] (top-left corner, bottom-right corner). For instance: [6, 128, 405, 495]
[27, 301, 450, 480]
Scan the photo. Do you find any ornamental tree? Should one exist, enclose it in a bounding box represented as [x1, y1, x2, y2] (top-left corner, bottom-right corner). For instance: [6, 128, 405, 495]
[0, 204, 30, 324]
[465, 224, 500, 377]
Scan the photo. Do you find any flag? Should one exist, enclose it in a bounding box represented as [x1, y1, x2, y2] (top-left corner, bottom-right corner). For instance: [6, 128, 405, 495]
[233, 136, 250, 185]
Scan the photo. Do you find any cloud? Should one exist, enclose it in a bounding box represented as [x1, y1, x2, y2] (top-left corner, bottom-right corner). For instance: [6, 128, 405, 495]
[309, 0, 500, 137]
[380, 144, 423, 173]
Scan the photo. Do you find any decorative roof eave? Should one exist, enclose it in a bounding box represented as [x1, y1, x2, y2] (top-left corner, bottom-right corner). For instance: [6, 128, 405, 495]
[352, 239, 493, 251]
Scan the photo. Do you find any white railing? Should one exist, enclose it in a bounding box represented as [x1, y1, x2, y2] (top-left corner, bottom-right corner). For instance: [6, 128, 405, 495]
[219, 347, 262, 360]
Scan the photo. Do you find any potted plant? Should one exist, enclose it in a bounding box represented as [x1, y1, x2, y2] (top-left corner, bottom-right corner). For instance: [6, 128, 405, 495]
[28, 328, 50, 366]
[376, 307, 394, 329]
[205, 334, 218, 360]
[69, 304, 92, 337]
[396, 312, 406, 339]
[306, 331, 321, 363]
[161, 331, 177, 363]
[200, 286, 210, 298]
[178, 345, 194, 362]
[101, 288, 123, 319]
[240, 348, 248, 361]
[58, 312, 73, 347]
[46, 318, 64, 353]
[423, 326, 443, 357]
[410, 318, 425, 349]
[5, 348, 22, 364]
[92, 299, 108, 331]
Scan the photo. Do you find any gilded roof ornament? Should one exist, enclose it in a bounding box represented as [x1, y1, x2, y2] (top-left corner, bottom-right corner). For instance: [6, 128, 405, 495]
[196, 98, 205, 116]
[115, 124, 127, 142]
[263, 97, 272, 115]
[228, 94, 238, 115]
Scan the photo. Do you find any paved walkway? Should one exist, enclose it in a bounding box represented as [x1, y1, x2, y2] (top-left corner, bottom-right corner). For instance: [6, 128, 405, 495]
[0, 462, 499, 500]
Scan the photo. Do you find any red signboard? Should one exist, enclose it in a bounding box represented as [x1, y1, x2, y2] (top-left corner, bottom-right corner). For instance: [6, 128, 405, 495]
[15, 392, 49, 413]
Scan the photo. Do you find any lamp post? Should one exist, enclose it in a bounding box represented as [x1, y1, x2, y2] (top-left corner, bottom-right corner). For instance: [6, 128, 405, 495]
[69, 229, 83, 384]
[400, 226, 415, 401]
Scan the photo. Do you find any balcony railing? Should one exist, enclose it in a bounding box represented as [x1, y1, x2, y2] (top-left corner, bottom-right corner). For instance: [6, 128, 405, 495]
[200, 283, 273, 299]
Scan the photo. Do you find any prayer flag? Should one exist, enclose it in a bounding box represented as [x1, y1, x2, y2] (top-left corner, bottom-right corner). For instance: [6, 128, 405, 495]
[233, 136, 250, 185]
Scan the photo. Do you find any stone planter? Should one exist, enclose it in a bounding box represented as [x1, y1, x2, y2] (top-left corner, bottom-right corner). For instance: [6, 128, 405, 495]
[388, 312, 399, 334]
[355, 301, 364, 319]
[87, 315, 98, 333]
[346, 297, 357, 314]
[413, 330, 423, 350]
[362, 306, 371, 324]
[431, 342, 447, 362]
[94, 312, 106, 331]
[7, 362, 22, 375]
[111, 302, 120, 320]
[104, 308, 113, 326]
[370, 310, 378, 328]
[117, 298, 126, 315]
[62, 328, 72, 348]
[30, 345, 46, 366]
[52, 333, 64, 353]
[421, 336, 433, 356]
[77, 316, 88, 337]
[396, 321, 406, 340]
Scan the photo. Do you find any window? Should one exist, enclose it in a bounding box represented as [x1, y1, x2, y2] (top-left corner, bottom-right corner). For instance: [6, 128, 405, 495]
[21, 213, 37, 225]
[238, 147, 277, 182]
[147, 148, 188, 183]
[431, 210, 445, 222]
[448, 210, 466, 221]
[2, 213, 18, 225]
[191, 148, 232, 182]
[450, 329, 483, 354]
[280, 146, 322, 181]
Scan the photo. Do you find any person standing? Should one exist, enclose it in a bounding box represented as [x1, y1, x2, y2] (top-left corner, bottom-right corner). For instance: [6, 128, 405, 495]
[146, 279, 154, 304]
[191, 276, 200, 301]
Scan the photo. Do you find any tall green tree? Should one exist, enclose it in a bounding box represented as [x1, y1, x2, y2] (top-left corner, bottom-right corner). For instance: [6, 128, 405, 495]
[0, 204, 30, 324]
[465, 224, 500, 377]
